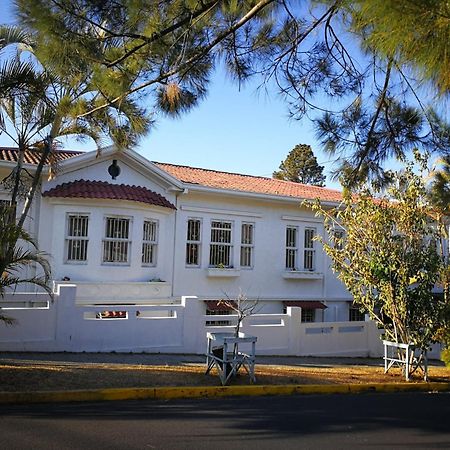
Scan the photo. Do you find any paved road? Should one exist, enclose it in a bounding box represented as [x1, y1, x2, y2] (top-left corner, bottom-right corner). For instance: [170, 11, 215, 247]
[1, 392, 449, 449]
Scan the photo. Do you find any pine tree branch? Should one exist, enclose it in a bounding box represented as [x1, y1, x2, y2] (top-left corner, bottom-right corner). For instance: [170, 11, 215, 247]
[77, 0, 275, 119]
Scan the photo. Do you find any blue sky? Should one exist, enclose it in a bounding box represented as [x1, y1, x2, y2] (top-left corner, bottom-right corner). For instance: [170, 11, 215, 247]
[0, 0, 339, 186]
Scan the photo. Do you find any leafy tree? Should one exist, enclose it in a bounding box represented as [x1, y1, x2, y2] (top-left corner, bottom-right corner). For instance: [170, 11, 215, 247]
[273, 144, 325, 186]
[310, 160, 450, 362]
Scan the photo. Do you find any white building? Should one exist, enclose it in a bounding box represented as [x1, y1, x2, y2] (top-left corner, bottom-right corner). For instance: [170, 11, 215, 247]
[0, 145, 358, 320]
[0, 146, 381, 356]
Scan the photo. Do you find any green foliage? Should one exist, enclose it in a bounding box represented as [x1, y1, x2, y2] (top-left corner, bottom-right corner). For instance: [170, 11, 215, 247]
[310, 162, 450, 350]
[10, 0, 449, 187]
[6, 1, 450, 188]
[273, 144, 325, 186]
[347, 0, 450, 94]
[429, 156, 450, 215]
[0, 24, 151, 229]
[0, 204, 52, 324]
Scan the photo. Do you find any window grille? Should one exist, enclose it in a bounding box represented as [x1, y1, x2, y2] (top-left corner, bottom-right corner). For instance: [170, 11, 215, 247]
[349, 306, 365, 322]
[333, 229, 344, 250]
[66, 214, 89, 262]
[206, 309, 232, 326]
[301, 309, 315, 323]
[209, 221, 232, 267]
[240, 223, 254, 267]
[142, 220, 158, 266]
[102, 217, 131, 263]
[285, 226, 298, 269]
[186, 219, 201, 266]
[304, 228, 316, 271]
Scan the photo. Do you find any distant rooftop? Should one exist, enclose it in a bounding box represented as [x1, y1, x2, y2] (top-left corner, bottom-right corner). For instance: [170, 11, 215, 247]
[0, 147, 83, 165]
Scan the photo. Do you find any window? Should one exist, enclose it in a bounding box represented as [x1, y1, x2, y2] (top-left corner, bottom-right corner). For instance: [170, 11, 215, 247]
[301, 309, 315, 323]
[66, 214, 89, 262]
[240, 223, 254, 268]
[285, 226, 298, 269]
[95, 310, 127, 320]
[142, 220, 158, 266]
[186, 219, 201, 266]
[333, 229, 344, 250]
[304, 228, 316, 271]
[206, 309, 232, 326]
[209, 221, 233, 267]
[102, 217, 131, 264]
[349, 306, 365, 322]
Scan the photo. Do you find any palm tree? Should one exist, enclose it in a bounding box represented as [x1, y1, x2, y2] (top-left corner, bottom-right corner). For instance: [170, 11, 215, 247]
[0, 25, 149, 324]
[0, 204, 52, 325]
[0, 25, 150, 230]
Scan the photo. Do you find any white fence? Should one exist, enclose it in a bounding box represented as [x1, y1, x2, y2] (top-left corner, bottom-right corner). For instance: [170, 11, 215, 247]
[0, 284, 386, 357]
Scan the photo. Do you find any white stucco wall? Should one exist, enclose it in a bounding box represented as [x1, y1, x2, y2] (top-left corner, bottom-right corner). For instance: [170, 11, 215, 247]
[171, 189, 351, 318]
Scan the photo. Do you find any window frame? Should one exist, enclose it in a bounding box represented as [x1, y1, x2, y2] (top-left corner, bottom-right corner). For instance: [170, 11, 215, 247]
[142, 219, 158, 267]
[303, 227, 316, 271]
[333, 229, 345, 250]
[186, 218, 202, 267]
[240, 222, 254, 268]
[285, 226, 298, 270]
[301, 308, 315, 323]
[65, 213, 90, 264]
[102, 215, 132, 265]
[209, 220, 233, 268]
[349, 305, 365, 322]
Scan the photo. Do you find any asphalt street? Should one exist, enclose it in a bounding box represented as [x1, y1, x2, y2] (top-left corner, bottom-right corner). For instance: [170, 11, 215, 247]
[1, 392, 449, 449]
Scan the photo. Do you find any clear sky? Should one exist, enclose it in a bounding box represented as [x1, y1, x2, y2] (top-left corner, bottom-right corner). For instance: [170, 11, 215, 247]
[0, 0, 339, 186]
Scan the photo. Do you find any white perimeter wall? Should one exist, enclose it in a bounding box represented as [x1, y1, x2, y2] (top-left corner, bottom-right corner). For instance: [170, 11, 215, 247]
[0, 284, 390, 357]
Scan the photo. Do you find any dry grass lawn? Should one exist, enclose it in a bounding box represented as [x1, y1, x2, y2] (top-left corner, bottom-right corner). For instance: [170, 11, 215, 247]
[1, 359, 449, 392]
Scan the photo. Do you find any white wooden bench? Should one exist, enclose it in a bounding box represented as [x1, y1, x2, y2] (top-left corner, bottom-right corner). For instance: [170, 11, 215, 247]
[206, 332, 257, 385]
[383, 340, 428, 381]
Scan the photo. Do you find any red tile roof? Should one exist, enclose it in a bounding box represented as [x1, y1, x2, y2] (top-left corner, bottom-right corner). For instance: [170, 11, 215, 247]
[0, 147, 343, 203]
[42, 180, 176, 209]
[0, 147, 83, 165]
[154, 162, 342, 203]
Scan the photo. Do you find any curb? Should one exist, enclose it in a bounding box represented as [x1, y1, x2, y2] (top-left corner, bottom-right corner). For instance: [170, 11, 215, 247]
[1, 382, 450, 404]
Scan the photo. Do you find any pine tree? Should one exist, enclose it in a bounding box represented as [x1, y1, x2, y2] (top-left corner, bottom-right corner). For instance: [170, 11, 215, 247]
[10, 0, 450, 186]
[273, 144, 326, 186]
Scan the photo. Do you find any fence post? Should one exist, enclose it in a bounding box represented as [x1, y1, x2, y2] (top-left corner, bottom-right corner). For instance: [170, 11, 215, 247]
[181, 296, 204, 354]
[54, 283, 78, 351]
[286, 306, 302, 355]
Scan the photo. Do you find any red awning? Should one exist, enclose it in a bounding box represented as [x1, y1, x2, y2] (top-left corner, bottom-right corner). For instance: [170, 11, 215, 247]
[205, 300, 237, 312]
[283, 301, 327, 310]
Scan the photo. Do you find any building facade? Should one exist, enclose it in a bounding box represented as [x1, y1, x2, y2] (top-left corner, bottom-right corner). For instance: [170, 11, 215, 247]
[0, 146, 355, 323]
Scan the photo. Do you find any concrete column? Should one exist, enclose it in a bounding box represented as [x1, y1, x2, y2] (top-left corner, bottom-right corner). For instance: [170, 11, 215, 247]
[181, 296, 204, 354]
[286, 306, 302, 355]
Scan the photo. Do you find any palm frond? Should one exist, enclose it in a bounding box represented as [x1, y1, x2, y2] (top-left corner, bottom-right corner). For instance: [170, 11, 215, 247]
[0, 25, 35, 52]
[0, 59, 40, 96]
